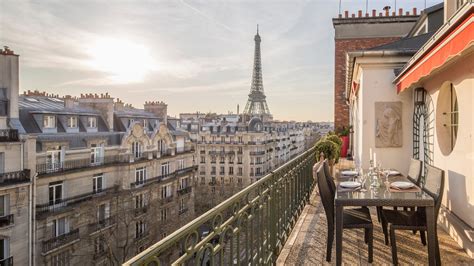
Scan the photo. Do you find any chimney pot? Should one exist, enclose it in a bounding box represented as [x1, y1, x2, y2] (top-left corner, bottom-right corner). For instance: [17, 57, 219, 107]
[351, 13, 355, 18]
[372, 9, 376, 17]
[344, 10, 349, 18]
[413, 8, 417, 15]
[358, 10, 362, 17]
[399, 8, 403, 16]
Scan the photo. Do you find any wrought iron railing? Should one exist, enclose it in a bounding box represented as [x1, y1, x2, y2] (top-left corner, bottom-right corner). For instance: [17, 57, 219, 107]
[36, 186, 118, 214]
[0, 214, 14, 228]
[42, 228, 80, 254]
[177, 186, 192, 195]
[0, 169, 30, 185]
[250, 151, 265, 156]
[124, 146, 317, 265]
[0, 129, 19, 142]
[89, 216, 115, 234]
[36, 155, 128, 175]
[0, 256, 13, 266]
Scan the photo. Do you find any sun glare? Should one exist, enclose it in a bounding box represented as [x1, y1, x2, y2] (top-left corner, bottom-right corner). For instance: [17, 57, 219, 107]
[87, 38, 157, 83]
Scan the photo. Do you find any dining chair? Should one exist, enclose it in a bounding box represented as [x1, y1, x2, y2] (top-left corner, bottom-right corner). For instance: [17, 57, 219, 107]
[380, 158, 423, 243]
[317, 162, 373, 262]
[380, 164, 444, 265]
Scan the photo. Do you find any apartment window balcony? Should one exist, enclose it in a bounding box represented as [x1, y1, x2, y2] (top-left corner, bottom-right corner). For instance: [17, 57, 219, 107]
[176, 166, 196, 176]
[160, 196, 174, 205]
[135, 232, 149, 241]
[248, 141, 256, 145]
[199, 171, 206, 175]
[0, 169, 30, 186]
[42, 229, 80, 254]
[200, 150, 206, 154]
[0, 214, 14, 228]
[0, 129, 19, 142]
[237, 151, 243, 155]
[0, 256, 13, 266]
[36, 155, 127, 176]
[210, 171, 216, 175]
[177, 186, 192, 195]
[88, 216, 115, 234]
[250, 151, 265, 156]
[179, 208, 188, 215]
[219, 171, 225, 175]
[36, 186, 118, 215]
[134, 206, 148, 217]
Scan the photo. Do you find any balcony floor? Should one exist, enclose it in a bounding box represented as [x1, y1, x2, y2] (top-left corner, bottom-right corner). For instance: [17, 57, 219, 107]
[277, 160, 473, 265]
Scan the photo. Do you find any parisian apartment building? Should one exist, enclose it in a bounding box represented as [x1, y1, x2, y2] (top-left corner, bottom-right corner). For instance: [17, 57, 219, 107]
[1, 47, 198, 265]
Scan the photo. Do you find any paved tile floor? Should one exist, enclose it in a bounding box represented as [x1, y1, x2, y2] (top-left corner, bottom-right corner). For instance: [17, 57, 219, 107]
[277, 160, 474, 265]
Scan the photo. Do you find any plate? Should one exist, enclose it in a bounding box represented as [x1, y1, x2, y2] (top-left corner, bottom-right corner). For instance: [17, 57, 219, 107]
[340, 181, 361, 188]
[384, 170, 400, 176]
[341, 170, 358, 176]
[390, 181, 415, 189]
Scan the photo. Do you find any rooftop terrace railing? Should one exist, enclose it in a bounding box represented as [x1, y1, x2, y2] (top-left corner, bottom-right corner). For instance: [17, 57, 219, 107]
[124, 146, 317, 266]
[0, 129, 19, 142]
[36, 155, 128, 176]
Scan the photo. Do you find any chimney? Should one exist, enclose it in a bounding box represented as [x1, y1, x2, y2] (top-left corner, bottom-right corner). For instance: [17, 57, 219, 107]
[372, 9, 376, 17]
[114, 98, 124, 111]
[344, 10, 349, 18]
[144, 101, 168, 125]
[77, 93, 115, 131]
[237, 104, 240, 115]
[64, 95, 75, 109]
[358, 10, 362, 17]
[413, 8, 417, 15]
[399, 8, 403, 16]
[0, 47, 19, 120]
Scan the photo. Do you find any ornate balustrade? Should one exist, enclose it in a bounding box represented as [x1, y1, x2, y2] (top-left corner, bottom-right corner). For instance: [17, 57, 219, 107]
[124, 146, 317, 266]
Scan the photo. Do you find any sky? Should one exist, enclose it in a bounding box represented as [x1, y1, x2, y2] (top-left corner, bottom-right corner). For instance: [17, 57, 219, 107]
[0, 0, 440, 121]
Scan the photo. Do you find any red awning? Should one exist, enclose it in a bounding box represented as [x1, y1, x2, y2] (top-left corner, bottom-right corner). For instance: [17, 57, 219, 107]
[396, 13, 474, 93]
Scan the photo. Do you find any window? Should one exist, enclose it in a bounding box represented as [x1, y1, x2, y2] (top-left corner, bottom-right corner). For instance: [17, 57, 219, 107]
[238, 136, 243, 143]
[179, 198, 186, 212]
[94, 236, 106, 255]
[97, 203, 109, 222]
[160, 208, 169, 221]
[211, 157, 216, 163]
[135, 194, 145, 209]
[49, 181, 63, 205]
[177, 159, 185, 170]
[86, 117, 97, 128]
[211, 166, 216, 175]
[161, 162, 170, 176]
[52, 217, 69, 237]
[238, 167, 243, 176]
[220, 156, 225, 163]
[229, 167, 234, 175]
[161, 184, 172, 199]
[436, 82, 459, 155]
[46, 149, 62, 171]
[0, 153, 3, 174]
[143, 119, 148, 129]
[51, 250, 69, 266]
[0, 238, 10, 262]
[0, 195, 9, 217]
[135, 220, 146, 238]
[221, 136, 225, 143]
[135, 167, 146, 185]
[90, 144, 104, 165]
[179, 178, 189, 190]
[67, 116, 77, 128]
[200, 156, 206, 164]
[132, 141, 142, 158]
[43, 115, 56, 128]
[220, 166, 225, 175]
[0, 88, 8, 116]
[93, 174, 104, 193]
[238, 156, 242, 164]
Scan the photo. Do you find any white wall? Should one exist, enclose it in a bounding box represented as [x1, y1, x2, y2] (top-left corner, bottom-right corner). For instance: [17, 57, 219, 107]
[352, 57, 413, 174]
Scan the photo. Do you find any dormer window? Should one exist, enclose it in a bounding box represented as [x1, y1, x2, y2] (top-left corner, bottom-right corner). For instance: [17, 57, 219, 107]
[132, 141, 143, 158]
[87, 117, 97, 128]
[143, 119, 148, 129]
[43, 115, 56, 128]
[67, 116, 78, 128]
[128, 119, 135, 127]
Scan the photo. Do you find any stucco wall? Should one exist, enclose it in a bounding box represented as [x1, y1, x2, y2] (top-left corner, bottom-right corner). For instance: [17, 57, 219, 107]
[352, 61, 413, 174]
[422, 52, 474, 228]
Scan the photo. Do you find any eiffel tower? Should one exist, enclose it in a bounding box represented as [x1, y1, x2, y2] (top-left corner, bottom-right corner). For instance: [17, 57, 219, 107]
[243, 25, 272, 120]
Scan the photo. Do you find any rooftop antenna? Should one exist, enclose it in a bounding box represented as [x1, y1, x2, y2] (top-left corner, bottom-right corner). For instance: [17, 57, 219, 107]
[366, 0, 368, 14]
[394, 0, 397, 11]
[256, 24, 259, 35]
[339, 0, 342, 15]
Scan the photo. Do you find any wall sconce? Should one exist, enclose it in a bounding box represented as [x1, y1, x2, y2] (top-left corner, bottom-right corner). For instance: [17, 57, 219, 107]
[414, 87, 426, 106]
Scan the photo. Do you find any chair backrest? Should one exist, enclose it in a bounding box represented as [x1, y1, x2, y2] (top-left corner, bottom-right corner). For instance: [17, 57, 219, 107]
[323, 160, 336, 194]
[407, 158, 423, 185]
[317, 164, 335, 225]
[423, 164, 445, 217]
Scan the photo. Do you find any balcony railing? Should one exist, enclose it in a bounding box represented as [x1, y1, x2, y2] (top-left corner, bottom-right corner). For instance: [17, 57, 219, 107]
[177, 186, 192, 195]
[0, 214, 14, 228]
[0, 169, 30, 186]
[0, 256, 13, 266]
[42, 228, 80, 254]
[178, 208, 188, 215]
[250, 151, 265, 156]
[0, 129, 19, 142]
[134, 206, 148, 217]
[36, 155, 128, 175]
[175, 166, 196, 176]
[36, 186, 118, 214]
[124, 146, 316, 266]
[88, 216, 115, 234]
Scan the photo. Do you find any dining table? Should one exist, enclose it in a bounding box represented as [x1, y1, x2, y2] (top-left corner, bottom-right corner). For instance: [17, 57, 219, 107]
[335, 171, 439, 266]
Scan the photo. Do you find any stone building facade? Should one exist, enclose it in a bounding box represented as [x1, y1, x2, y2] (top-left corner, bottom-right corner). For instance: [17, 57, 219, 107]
[332, 8, 420, 130]
[0, 47, 36, 266]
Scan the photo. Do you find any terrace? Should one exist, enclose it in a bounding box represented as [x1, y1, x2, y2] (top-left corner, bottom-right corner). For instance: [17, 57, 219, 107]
[124, 149, 473, 265]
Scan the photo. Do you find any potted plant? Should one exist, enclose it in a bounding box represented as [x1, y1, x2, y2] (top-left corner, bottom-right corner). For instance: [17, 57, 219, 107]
[314, 138, 339, 176]
[337, 126, 351, 158]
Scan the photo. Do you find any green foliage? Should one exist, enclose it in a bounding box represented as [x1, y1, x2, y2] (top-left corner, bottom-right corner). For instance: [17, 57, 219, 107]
[336, 126, 352, 136]
[326, 134, 342, 147]
[314, 139, 339, 162]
